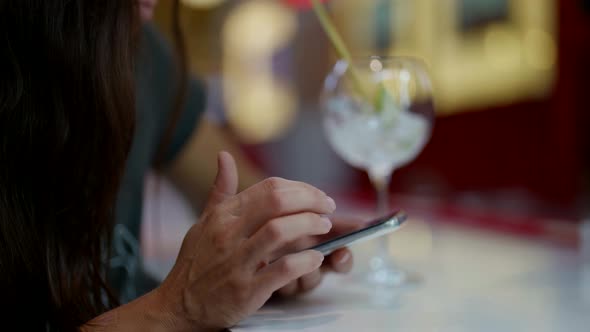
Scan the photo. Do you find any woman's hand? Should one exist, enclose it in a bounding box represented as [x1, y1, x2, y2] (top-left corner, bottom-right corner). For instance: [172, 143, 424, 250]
[155, 151, 337, 331]
[273, 217, 364, 297]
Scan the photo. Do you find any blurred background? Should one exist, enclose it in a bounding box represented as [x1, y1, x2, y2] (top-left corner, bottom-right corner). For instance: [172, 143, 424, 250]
[145, 0, 590, 255]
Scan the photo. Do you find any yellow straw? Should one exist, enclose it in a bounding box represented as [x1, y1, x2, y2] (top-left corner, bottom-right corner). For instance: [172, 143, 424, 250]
[310, 0, 371, 102]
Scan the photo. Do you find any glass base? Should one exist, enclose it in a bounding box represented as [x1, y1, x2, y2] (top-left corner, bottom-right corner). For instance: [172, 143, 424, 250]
[367, 266, 406, 287]
[364, 255, 419, 288]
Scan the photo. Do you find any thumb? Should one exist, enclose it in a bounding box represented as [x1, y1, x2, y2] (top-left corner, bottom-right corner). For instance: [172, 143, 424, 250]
[206, 151, 239, 207]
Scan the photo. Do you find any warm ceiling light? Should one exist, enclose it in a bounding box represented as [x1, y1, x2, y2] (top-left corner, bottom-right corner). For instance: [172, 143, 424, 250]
[222, 0, 298, 143]
[223, 0, 296, 57]
[226, 78, 297, 143]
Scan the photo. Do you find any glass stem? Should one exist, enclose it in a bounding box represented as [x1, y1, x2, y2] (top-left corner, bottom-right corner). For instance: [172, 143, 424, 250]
[370, 172, 392, 216]
[369, 171, 392, 259]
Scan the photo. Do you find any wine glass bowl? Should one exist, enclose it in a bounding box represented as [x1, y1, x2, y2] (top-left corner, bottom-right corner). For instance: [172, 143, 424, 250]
[321, 56, 435, 287]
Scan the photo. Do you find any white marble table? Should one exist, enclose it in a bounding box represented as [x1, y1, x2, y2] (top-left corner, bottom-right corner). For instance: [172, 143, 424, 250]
[231, 219, 590, 332]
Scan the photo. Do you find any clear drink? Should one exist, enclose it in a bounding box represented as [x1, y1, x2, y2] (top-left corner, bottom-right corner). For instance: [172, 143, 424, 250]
[324, 96, 432, 179]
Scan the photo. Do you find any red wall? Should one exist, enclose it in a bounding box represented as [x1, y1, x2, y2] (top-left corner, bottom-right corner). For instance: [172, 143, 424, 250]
[390, 1, 590, 208]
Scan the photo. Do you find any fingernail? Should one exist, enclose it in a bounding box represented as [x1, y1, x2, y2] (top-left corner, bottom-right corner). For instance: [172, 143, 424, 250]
[326, 197, 336, 211]
[317, 252, 325, 266]
[320, 217, 333, 231]
[338, 251, 351, 265]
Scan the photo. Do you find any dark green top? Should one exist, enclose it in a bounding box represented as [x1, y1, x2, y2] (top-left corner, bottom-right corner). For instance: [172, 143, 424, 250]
[109, 24, 206, 302]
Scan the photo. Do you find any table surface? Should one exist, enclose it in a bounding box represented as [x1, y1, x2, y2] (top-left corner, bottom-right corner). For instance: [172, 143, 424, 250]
[141, 178, 590, 332]
[230, 219, 590, 332]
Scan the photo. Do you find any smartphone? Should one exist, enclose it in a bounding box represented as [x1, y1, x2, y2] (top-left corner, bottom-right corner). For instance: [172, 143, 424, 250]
[309, 210, 407, 256]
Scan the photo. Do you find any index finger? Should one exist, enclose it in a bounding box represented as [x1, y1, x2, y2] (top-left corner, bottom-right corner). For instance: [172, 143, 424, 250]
[269, 216, 366, 260]
[225, 177, 337, 236]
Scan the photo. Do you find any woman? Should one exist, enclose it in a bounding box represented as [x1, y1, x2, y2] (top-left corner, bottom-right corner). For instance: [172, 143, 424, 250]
[1, 0, 350, 331]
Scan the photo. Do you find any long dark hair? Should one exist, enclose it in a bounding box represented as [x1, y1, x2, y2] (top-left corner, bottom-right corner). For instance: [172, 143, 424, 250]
[0, 1, 138, 330]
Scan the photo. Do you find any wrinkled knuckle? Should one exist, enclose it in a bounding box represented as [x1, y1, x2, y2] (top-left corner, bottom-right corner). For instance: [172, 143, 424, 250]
[268, 189, 285, 213]
[262, 178, 290, 212]
[264, 177, 284, 191]
[278, 258, 298, 276]
[266, 219, 285, 242]
[206, 205, 225, 223]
